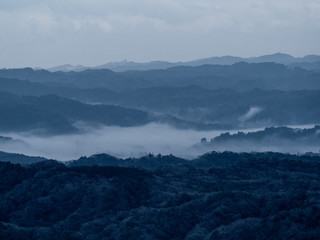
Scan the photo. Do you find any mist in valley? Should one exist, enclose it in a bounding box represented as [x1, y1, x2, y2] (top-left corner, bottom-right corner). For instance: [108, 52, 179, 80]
[1, 123, 319, 161]
[0, 124, 227, 160]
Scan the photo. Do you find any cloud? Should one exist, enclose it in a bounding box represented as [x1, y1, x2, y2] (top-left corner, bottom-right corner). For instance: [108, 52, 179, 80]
[0, 0, 320, 67]
[1, 123, 318, 161]
[239, 107, 263, 122]
[0, 124, 228, 160]
[0, 6, 58, 34]
[72, 17, 112, 32]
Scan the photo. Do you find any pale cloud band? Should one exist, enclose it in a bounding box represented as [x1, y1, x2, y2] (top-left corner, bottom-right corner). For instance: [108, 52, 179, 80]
[0, 0, 319, 68]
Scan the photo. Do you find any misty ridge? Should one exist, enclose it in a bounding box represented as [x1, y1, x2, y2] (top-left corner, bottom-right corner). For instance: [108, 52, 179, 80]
[46, 53, 320, 72]
[1, 53, 320, 240]
[197, 125, 320, 155]
[1, 124, 320, 162]
[0, 54, 320, 159]
[0, 123, 230, 160]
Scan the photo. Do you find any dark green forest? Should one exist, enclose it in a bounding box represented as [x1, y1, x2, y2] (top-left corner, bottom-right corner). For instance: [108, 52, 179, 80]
[1, 151, 320, 239]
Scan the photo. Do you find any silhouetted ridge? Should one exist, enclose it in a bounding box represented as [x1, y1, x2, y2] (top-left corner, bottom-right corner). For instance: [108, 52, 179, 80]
[0, 151, 48, 164]
[46, 53, 320, 72]
[69, 153, 187, 169]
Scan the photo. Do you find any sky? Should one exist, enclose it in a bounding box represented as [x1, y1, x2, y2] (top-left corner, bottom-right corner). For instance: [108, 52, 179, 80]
[0, 0, 320, 68]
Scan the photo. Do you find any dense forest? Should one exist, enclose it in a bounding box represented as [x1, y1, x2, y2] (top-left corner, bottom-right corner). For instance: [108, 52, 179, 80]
[0, 151, 320, 239]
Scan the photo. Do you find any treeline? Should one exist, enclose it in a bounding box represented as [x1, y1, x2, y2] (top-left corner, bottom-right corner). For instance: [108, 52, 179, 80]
[203, 125, 320, 147]
[0, 151, 320, 239]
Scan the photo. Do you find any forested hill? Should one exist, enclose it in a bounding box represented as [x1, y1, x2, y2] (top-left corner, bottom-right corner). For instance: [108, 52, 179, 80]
[0, 151, 320, 239]
[208, 125, 320, 147]
[0, 92, 150, 134]
[2, 80, 320, 131]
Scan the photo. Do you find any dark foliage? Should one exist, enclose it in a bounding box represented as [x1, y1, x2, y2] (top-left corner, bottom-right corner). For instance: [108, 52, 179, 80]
[69, 153, 187, 169]
[1, 152, 320, 239]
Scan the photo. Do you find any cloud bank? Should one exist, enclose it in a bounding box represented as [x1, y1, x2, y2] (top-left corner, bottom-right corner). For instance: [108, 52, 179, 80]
[1, 123, 318, 161]
[0, 0, 319, 68]
[1, 124, 228, 160]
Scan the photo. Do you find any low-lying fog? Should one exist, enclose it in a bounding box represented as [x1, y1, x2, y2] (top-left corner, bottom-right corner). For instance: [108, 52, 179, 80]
[0, 123, 318, 161]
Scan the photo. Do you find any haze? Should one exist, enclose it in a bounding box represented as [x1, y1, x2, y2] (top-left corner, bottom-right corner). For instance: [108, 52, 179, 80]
[1, 124, 318, 161]
[1, 124, 230, 160]
[1, 0, 320, 68]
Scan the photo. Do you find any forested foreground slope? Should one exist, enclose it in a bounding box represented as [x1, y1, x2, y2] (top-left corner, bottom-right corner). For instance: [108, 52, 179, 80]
[1, 152, 320, 239]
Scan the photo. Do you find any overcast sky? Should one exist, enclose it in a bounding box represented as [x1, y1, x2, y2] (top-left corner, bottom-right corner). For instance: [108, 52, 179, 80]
[1, 0, 320, 68]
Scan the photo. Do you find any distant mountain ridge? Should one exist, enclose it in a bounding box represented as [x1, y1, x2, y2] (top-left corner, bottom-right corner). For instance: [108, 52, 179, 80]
[2, 62, 320, 92]
[46, 53, 320, 72]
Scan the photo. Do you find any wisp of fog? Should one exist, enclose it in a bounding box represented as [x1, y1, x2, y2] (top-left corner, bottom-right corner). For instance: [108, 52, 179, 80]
[0, 124, 233, 160]
[1, 123, 318, 161]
